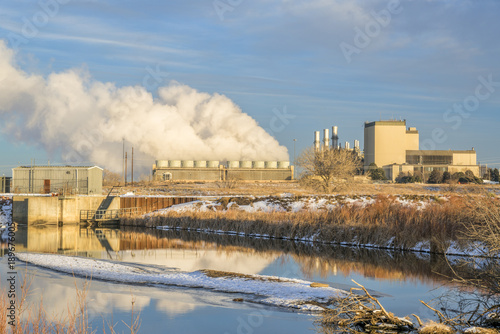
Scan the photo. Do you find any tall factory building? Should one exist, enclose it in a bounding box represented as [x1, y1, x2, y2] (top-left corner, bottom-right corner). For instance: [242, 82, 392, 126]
[364, 120, 479, 181]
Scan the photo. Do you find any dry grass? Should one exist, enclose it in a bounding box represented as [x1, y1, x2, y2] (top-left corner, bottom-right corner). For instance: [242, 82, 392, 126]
[0, 271, 141, 334]
[106, 180, 499, 197]
[316, 280, 416, 333]
[419, 321, 455, 334]
[123, 194, 491, 253]
[200, 269, 285, 282]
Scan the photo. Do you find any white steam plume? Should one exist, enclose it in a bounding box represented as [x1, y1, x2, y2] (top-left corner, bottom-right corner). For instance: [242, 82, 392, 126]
[0, 41, 289, 174]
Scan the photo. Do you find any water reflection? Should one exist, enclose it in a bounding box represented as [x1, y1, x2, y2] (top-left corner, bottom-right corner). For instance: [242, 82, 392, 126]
[4, 224, 458, 288]
[1, 223, 474, 332]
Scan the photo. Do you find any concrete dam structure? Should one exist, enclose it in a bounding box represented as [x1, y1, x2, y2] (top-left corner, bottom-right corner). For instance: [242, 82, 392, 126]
[13, 195, 199, 224]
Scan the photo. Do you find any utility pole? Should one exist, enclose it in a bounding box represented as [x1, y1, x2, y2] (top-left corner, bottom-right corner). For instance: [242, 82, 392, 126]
[293, 139, 297, 180]
[125, 152, 128, 186]
[122, 139, 125, 186]
[131, 147, 134, 186]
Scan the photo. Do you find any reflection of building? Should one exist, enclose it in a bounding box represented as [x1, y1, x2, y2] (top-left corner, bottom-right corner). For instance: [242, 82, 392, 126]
[152, 160, 293, 181]
[364, 120, 479, 181]
[12, 166, 103, 194]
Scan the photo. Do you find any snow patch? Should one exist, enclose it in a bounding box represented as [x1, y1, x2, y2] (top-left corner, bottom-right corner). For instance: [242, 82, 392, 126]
[16, 253, 345, 311]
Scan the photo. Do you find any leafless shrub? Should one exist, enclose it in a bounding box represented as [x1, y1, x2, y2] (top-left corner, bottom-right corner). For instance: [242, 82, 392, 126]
[216, 175, 240, 189]
[316, 280, 416, 333]
[103, 169, 122, 186]
[296, 147, 361, 193]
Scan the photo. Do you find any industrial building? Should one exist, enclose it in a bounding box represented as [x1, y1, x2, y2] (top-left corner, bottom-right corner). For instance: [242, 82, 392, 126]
[0, 177, 11, 193]
[152, 160, 293, 182]
[363, 120, 479, 181]
[313, 126, 361, 155]
[12, 166, 103, 195]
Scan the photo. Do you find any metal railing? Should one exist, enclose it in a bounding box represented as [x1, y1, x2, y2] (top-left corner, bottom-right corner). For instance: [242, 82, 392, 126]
[80, 207, 142, 222]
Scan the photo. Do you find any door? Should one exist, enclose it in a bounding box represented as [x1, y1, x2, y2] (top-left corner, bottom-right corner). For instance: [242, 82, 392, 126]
[44, 179, 51, 194]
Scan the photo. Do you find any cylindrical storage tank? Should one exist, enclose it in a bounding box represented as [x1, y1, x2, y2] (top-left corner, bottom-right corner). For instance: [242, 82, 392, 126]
[194, 160, 207, 168]
[240, 161, 252, 169]
[253, 161, 265, 169]
[156, 160, 169, 168]
[169, 160, 181, 168]
[265, 161, 278, 169]
[182, 160, 194, 168]
[228, 161, 240, 169]
[207, 160, 220, 168]
[278, 161, 290, 169]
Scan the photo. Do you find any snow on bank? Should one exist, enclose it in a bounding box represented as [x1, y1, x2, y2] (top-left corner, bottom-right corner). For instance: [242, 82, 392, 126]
[153, 194, 435, 215]
[16, 253, 345, 311]
[0, 196, 12, 241]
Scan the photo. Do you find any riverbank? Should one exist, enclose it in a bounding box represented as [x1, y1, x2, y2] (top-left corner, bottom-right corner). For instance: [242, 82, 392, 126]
[121, 193, 499, 256]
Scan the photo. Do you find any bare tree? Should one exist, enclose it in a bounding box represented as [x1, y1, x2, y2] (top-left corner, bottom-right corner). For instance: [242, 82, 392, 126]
[296, 147, 361, 192]
[103, 169, 122, 186]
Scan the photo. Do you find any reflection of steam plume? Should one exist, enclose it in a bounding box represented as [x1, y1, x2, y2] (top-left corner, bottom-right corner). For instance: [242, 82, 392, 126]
[0, 41, 288, 173]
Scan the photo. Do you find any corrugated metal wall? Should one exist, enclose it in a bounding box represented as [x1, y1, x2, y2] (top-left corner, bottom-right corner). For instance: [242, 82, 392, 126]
[120, 197, 197, 214]
[12, 167, 103, 194]
[87, 167, 103, 195]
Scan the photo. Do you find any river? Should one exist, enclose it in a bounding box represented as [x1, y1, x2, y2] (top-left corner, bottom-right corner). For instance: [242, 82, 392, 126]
[0, 224, 468, 333]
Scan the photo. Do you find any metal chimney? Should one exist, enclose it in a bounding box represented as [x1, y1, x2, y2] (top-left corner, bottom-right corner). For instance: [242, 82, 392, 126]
[354, 140, 359, 150]
[323, 128, 330, 150]
[331, 126, 338, 149]
[314, 131, 321, 151]
[345, 141, 350, 150]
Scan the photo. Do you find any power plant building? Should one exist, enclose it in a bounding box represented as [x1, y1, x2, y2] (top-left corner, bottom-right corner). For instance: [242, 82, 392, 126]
[363, 120, 479, 181]
[152, 160, 293, 182]
[12, 166, 103, 195]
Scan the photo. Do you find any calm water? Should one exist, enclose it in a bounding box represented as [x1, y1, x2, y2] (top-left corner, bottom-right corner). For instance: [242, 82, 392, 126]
[1, 224, 465, 333]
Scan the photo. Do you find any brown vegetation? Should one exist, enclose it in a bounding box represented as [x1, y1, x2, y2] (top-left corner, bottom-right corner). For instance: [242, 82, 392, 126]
[123, 194, 491, 253]
[296, 146, 362, 192]
[316, 193, 500, 334]
[0, 272, 140, 334]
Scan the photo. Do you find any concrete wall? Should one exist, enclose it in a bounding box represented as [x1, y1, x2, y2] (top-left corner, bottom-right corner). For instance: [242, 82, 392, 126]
[453, 152, 477, 165]
[153, 168, 223, 181]
[13, 195, 120, 224]
[226, 169, 293, 181]
[153, 167, 293, 181]
[405, 131, 419, 150]
[363, 124, 376, 167]
[364, 121, 414, 169]
[448, 165, 480, 177]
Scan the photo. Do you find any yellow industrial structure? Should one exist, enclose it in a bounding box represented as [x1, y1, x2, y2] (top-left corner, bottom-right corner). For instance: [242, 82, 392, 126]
[363, 120, 479, 181]
[152, 160, 293, 182]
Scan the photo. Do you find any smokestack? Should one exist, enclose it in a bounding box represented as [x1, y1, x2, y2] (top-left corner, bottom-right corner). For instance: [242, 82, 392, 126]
[323, 128, 329, 150]
[354, 140, 359, 150]
[331, 126, 338, 149]
[314, 131, 320, 151]
[345, 141, 350, 150]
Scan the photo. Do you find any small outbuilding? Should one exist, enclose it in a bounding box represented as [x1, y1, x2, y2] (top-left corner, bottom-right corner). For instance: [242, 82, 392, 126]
[0, 176, 11, 193]
[12, 166, 103, 195]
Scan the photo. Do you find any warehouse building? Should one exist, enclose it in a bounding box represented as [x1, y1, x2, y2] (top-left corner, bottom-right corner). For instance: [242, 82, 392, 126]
[152, 160, 293, 182]
[363, 120, 479, 181]
[12, 166, 103, 195]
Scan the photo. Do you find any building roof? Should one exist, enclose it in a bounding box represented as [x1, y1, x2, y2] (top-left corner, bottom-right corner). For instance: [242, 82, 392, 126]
[13, 165, 103, 170]
[364, 120, 406, 128]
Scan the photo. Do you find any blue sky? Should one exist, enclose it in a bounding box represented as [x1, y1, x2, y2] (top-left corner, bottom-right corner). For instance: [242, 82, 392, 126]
[0, 0, 499, 176]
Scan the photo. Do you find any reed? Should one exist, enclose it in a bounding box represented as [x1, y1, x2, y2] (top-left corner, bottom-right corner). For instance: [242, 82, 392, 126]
[0, 271, 140, 334]
[123, 194, 493, 253]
